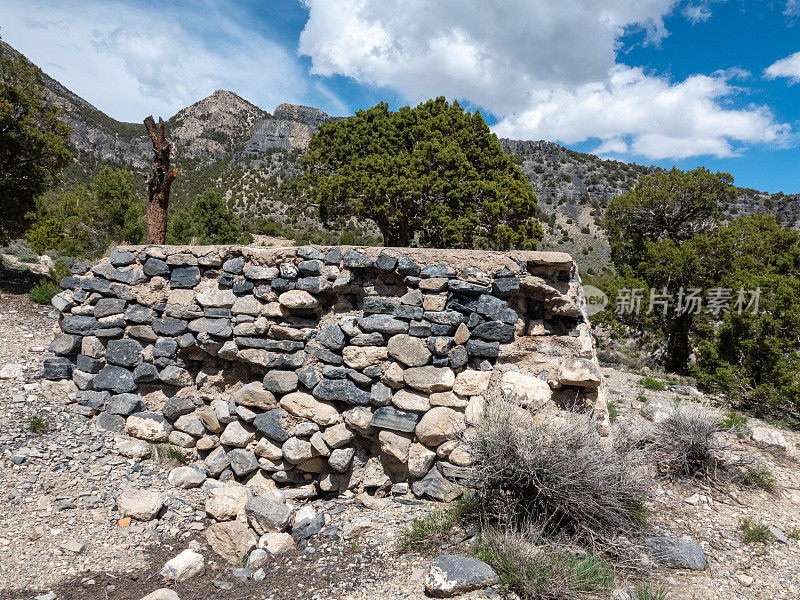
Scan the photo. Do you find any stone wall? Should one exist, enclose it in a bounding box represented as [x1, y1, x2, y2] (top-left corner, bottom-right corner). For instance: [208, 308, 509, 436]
[46, 245, 607, 500]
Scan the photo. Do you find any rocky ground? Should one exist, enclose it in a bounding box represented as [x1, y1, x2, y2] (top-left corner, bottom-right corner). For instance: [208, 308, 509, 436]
[1, 267, 799, 600]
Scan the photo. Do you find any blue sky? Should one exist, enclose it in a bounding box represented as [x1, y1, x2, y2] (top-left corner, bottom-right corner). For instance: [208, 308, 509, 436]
[2, 0, 799, 193]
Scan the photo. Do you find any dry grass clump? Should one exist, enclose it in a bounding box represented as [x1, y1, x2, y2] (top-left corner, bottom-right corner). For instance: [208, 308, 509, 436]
[652, 403, 722, 477]
[467, 400, 648, 543]
[473, 521, 616, 600]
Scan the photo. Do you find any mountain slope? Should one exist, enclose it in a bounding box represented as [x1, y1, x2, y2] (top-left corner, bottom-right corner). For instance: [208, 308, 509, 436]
[3, 41, 798, 269]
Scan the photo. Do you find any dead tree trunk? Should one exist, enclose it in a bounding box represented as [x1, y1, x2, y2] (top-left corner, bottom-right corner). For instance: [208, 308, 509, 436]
[144, 116, 178, 244]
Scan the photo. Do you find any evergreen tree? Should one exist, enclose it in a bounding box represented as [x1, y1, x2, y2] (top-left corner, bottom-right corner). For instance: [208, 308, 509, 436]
[0, 42, 72, 239]
[290, 97, 542, 249]
[167, 189, 252, 245]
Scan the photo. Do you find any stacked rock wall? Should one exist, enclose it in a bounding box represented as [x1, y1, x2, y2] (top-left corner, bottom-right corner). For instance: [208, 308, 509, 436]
[47, 245, 607, 500]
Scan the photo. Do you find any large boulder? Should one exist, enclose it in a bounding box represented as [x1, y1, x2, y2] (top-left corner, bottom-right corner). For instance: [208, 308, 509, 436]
[160, 549, 204, 582]
[205, 484, 251, 521]
[205, 520, 257, 564]
[404, 366, 455, 393]
[280, 392, 341, 426]
[646, 536, 706, 570]
[416, 407, 466, 446]
[500, 371, 552, 408]
[117, 488, 163, 521]
[424, 555, 498, 598]
[557, 358, 602, 388]
[387, 334, 431, 367]
[245, 496, 293, 534]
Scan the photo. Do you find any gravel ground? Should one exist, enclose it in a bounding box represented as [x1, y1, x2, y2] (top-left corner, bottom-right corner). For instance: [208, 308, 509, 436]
[1, 267, 799, 600]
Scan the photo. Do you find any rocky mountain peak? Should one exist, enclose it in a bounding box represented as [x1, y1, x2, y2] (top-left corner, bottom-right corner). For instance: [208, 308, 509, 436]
[273, 103, 332, 126]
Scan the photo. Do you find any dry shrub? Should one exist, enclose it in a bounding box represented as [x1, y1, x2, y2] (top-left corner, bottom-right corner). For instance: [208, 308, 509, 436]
[467, 400, 648, 543]
[653, 402, 722, 476]
[474, 520, 616, 600]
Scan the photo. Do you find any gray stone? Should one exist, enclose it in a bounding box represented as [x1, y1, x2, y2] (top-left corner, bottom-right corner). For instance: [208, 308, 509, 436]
[133, 362, 160, 383]
[493, 277, 519, 296]
[93, 365, 136, 393]
[228, 449, 259, 476]
[292, 513, 325, 540]
[43, 357, 74, 380]
[317, 324, 346, 350]
[253, 409, 289, 442]
[107, 393, 145, 416]
[387, 334, 431, 367]
[298, 246, 325, 260]
[105, 339, 143, 367]
[245, 496, 293, 534]
[476, 294, 517, 323]
[375, 252, 398, 270]
[61, 315, 97, 335]
[370, 382, 393, 406]
[77, 390, 111, 411]
[424, 555, 498, 598]
[471, 321, 515, 343]
[49, 334, 82, 356]
[357, 314, 409, 334]
[328, 447, 355, 472]
[162, 396, 195, 420]
[397, 255, 420, 276]
[342, 250, 372, 268]
[97, 412, 125, 432]
[223, 257, 245, 274]
[143, 257, 170, 277]
[109, 250, 136, 266]
[412, 467, 461, 502]
[422, 264, 457, 278]
[168, 465, 207, 489]
[189, 317, 232, 338]
[171, 266, 200, 288]
[646, 537, 706, 570]
[363, 296, 399, 314]
[153, 317, 189, 336]
[466, 339, 499, 358]
[205, 447, 231, 477]
[160, 366, 192, 387]
[125, 304, 154, 323]
[263, 371, 299, 394]
[313, 378, 371, 405]
[370, 406, 419, 432]
[76, 354, 103, 374]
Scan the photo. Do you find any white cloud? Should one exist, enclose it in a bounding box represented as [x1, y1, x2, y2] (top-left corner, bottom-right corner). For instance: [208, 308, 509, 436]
[765, 50, 800, 84]
[495, 66, 789, 159]
[1, 0, 346, 121]
[786, 0, 800, 17]
[682, 4, 713, 24]
[299, 0, 789, 159]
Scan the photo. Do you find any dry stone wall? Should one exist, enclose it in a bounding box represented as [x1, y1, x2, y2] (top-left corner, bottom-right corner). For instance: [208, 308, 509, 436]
[46, 245, 607, 500]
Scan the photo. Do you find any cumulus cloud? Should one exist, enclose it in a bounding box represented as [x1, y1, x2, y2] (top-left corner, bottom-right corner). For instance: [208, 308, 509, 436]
[2, 0, 346, 121]
[765, 50, 800, 84]
[299, 0, 789, 159]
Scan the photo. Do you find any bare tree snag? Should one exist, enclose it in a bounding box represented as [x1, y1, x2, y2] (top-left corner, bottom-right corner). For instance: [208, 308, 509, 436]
[144, 115, 178, 244]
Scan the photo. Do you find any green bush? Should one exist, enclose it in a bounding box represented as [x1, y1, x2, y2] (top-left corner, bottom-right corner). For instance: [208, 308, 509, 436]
[28, 279, 60, 304]
[739, 518, 773, 544]
[18, 253, 39, 263]
[639, 376, 666, 391]
[26, 218, 65, 255]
